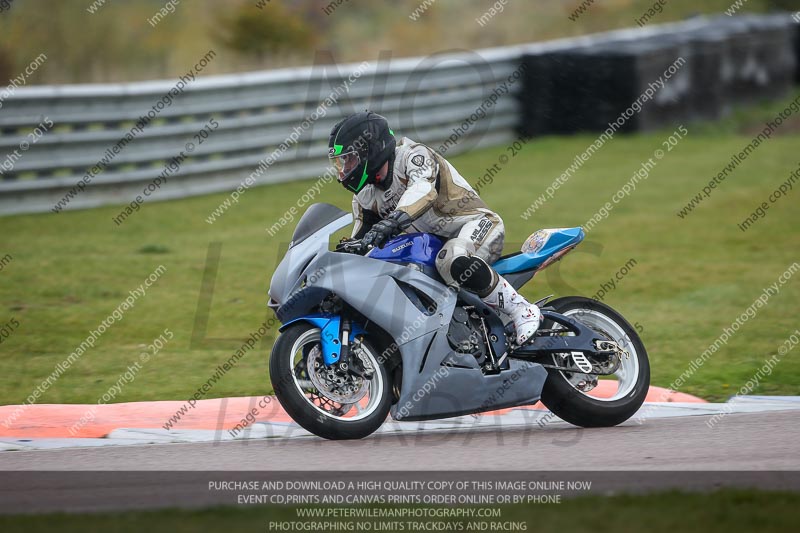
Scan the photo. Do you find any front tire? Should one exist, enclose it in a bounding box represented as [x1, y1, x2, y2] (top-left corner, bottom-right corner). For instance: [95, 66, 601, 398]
[269, 323, 391, 440]
[539, 296, 650, 427]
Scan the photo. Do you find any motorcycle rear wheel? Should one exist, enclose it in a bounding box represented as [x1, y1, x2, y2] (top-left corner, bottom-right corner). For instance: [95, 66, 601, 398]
[539, 296, 650, 427]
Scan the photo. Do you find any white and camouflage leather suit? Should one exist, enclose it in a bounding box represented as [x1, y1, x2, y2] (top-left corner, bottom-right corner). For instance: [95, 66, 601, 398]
[351, 137, 505, 287]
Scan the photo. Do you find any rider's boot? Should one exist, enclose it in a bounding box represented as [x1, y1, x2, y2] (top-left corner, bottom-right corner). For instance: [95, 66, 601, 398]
[481, 275, 542, 345]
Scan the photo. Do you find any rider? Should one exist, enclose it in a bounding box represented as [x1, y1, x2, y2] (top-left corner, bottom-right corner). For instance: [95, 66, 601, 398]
[328, 111, 542, 344]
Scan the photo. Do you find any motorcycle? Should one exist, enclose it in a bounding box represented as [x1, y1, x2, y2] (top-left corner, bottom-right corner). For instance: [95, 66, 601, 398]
[268, 203, 650, 440]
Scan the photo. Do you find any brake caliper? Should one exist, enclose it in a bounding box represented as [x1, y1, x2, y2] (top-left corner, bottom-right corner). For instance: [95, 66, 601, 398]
[351, 338, 375, 379]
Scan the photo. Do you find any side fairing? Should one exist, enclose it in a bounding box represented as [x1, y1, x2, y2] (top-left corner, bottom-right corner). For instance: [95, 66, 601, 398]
[298, 251, 455, 344]
[290, 252, 546, 419]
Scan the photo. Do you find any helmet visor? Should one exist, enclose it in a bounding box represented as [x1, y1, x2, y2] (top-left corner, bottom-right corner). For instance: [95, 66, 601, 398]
[330, 150, 362, 181]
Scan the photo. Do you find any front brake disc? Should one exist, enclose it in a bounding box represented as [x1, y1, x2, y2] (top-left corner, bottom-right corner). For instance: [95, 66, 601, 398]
[307, 346, 369, 404]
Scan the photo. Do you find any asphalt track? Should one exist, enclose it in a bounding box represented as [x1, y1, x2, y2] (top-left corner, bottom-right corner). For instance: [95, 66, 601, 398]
[3, 410, 799, 471]
[0, 410, 798, 513]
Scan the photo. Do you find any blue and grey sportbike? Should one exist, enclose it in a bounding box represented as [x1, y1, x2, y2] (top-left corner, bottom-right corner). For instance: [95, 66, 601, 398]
[268, 203, 650, 440]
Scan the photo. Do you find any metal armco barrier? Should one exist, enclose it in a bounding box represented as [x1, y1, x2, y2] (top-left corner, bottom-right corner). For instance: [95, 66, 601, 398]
[0, 14, 797, 216]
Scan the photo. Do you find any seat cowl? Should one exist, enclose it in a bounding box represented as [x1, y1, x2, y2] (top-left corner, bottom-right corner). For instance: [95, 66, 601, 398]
[493, 227, 584, 275]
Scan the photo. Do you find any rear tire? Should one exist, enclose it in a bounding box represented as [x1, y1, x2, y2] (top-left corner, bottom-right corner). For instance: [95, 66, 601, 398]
[270, 323, 391, 440]
[539, 296, 650, 427]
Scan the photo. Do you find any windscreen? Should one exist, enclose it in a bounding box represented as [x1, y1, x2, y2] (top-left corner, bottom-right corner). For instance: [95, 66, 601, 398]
[290, 203, 349, 247]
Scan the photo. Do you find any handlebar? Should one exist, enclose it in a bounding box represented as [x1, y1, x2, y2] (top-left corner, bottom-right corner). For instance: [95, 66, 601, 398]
[335, 239, 374, 255]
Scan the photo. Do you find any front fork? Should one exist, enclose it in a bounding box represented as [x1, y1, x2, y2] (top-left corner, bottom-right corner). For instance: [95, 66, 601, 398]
[280, 313, 372, 379]
[336, 317, 353, 375]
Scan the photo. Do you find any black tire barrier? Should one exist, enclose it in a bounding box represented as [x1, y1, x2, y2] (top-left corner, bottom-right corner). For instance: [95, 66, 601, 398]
[517, 13, 799, 138]
[793, 17, 800, 83]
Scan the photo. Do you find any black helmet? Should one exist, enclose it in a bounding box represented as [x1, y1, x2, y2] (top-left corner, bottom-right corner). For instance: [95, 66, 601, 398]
[328, 111, 396, 193]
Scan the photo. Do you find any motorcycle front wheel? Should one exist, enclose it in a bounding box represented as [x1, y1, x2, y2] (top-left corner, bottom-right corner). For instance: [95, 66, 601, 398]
[539, 296, 650, 427]
[269, 323, 391, 440]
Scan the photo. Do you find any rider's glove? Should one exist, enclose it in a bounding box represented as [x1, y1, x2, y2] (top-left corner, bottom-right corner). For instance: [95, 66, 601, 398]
[361, 210, 413, 250]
